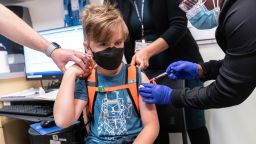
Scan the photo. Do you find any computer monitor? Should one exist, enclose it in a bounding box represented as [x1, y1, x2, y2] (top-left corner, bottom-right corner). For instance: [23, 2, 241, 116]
[24, 25, 84, 80]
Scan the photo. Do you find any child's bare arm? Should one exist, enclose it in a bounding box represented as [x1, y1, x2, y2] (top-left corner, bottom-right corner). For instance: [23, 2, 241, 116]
[54, 65, 87, 128]
[134, 73, 159, 144]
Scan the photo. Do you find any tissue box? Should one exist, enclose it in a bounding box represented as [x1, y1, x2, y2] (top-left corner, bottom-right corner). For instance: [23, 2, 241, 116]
[8, 54, 25, 72]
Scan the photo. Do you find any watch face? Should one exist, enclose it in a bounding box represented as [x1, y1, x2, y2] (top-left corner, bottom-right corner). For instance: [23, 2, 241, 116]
[52, 42, 61, 48]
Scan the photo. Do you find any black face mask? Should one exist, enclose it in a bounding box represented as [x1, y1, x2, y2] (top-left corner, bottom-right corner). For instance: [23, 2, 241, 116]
[92, 47, 124, 70]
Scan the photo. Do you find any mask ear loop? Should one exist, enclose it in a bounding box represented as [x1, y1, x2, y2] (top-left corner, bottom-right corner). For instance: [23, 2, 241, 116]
[213, 0, 220, 22]
[197, 0, 207, 8]
[212, 0, 220, 10]
[212, 0, 217, 9]
[216, 0, 220, 10]
[211, 0, 220, 17]
[201, 0, 207, 5]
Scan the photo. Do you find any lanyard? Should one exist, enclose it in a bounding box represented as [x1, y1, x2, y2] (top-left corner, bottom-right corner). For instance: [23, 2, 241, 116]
[133, 0, 145, 39]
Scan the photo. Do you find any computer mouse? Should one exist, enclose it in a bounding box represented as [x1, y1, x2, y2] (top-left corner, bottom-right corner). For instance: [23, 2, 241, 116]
[40, 120, 55, 128]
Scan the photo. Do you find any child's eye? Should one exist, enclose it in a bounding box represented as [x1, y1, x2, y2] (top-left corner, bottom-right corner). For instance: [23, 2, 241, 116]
[115, 41, 122, 46]
[101, 43, 107, 46]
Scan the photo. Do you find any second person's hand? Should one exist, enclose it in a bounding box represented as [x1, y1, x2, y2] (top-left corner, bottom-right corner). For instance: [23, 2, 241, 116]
[139, 83, 173, 104]
[51, 48, 92, 76]
[131, 50, 150, 70]
[166, 60, 199, 80]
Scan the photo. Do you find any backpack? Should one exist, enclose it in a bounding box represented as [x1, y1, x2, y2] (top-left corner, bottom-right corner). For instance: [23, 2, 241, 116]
[86, 64, 140, 118]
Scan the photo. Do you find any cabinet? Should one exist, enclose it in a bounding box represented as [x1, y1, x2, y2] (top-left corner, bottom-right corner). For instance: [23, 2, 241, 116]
[0, 118, 30, 144]
[0, 77, 40, 144]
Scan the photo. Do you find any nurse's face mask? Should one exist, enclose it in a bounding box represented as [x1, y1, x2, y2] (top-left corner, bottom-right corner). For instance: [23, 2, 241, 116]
[180, 0, 220, 30]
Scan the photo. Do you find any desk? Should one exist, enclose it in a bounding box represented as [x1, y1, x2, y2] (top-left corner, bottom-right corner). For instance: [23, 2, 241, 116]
[0, 77, 41, 144]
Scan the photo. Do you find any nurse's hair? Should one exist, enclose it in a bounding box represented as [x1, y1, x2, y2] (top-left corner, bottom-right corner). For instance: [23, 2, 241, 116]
[81, 3, 128, 43]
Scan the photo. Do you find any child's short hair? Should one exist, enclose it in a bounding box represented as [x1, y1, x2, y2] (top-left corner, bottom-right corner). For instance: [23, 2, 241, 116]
[81, 3, 128, 43]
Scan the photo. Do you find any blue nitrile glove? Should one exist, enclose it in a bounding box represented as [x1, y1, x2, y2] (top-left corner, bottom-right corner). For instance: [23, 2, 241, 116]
[139, 83, 173, 104]
[166, 60, 199, 80]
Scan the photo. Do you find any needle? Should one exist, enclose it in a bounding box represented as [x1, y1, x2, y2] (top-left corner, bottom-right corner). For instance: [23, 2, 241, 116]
[149, 72, 168, 82]
[149, 70, 174, 83]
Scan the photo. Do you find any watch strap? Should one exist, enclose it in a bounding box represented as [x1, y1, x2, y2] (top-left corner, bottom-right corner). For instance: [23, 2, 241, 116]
[45, 42, 61, 57]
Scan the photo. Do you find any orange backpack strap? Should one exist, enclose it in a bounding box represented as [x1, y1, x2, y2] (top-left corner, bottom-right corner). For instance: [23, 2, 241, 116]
[87, 69, 98, 115]
[126, 65, 140, 116]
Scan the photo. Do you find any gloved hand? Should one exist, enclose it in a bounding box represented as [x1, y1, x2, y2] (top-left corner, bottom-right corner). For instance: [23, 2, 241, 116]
[166, 60, 199, 80]
[139, 83, 173, 104]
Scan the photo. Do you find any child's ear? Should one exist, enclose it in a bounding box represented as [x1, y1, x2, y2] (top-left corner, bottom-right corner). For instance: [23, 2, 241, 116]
[83, 41, 90, 52]
[83, 41, 88, 49]
[84, 41, 93, 56]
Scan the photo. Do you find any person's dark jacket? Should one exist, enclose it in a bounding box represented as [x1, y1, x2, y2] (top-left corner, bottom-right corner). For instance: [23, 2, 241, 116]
[105, 0, 203, 69]
[172, 0, 256, 109]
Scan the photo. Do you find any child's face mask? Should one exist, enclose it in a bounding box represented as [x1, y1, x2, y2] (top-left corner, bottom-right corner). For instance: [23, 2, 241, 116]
[91, 46, 124, 70]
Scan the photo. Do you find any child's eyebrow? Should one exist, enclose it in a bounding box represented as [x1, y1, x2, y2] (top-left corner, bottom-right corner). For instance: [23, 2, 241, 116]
[112, 38, 124, 43]
[96, 38, 124, 45]
[116, 38, 124, 41]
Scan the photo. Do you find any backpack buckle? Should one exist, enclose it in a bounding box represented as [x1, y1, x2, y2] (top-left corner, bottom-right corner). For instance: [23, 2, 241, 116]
[128, 79, 136, 84]
[98, 86, 104, 92]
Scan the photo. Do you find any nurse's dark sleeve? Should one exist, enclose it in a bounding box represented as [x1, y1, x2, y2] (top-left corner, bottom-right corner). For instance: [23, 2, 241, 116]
[199, 60, 223, 81]
[171, 1, 256, 109]
[160, 0, 188, 48]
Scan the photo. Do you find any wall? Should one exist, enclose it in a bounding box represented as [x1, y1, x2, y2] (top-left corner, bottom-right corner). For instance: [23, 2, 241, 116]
[10, 0, 256, 144]
[12, 0, 65, 31]
[13, 0, 103, 31]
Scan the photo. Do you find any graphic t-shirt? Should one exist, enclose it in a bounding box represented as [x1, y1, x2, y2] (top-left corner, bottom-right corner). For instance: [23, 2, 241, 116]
[74, 63, 143, 143]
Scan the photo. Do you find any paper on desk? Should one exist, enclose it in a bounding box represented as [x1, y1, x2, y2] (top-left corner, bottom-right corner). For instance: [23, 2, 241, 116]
[0, 88, 39, 102]
[33, 90, 58, 101]
[0, 88, 37, 97]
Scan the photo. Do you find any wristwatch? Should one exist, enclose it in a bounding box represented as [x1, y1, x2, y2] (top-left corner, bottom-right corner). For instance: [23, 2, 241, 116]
[45, 42, 61, 57]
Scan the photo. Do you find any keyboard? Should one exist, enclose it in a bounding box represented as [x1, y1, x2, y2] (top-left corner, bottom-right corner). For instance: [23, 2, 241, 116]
[0, 104, 53, 117]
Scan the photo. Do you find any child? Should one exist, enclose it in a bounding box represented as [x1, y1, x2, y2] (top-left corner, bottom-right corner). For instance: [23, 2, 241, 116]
[53, 3, 159, 144]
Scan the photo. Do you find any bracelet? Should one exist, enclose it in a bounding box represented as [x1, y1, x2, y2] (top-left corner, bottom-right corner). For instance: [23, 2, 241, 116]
[45, 42, 61, 57]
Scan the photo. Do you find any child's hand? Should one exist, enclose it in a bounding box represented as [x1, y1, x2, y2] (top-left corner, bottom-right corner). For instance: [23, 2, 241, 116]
[68, 64, 85, 77]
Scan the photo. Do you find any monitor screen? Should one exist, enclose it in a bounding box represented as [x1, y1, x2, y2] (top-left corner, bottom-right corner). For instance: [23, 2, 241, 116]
[24, 25, 84, 80]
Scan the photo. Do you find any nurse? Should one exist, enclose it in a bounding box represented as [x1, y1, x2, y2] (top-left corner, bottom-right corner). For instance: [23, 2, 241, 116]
[139, 0, 256, 109]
